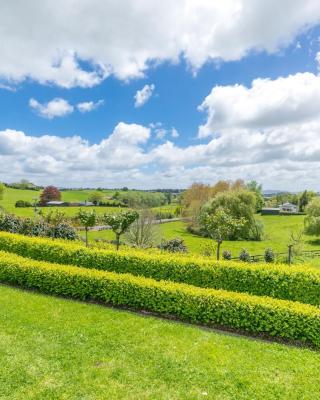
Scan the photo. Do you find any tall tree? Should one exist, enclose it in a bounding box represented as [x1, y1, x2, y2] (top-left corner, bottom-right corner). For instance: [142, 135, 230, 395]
[88, 191, 104, 205]
[246, 180, 264, 211]
[40, 186, 61, 205]
[0, 183, 5, 201]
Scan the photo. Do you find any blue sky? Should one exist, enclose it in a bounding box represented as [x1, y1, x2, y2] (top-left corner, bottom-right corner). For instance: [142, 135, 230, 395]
[1, 1, 320, 189]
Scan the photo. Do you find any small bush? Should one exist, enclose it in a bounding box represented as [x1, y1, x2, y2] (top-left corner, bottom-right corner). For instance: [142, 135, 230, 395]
[264, 248, 275, 263]
[222, 250, 232, 260]
[15, 200, 32, 208]
[158, 238, 188, 253]
[0, 250, 319, 348]
[239, 249, 251, 262]
[50, 223, 78, 240]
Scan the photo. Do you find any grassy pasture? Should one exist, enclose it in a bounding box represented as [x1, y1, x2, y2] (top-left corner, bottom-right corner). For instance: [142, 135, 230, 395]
[0, 284, 319, 400]
[0, 187, 121, 218]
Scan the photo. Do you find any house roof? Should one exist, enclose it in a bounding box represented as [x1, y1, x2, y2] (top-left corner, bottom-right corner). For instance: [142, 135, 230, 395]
[280, 202, 297, 207]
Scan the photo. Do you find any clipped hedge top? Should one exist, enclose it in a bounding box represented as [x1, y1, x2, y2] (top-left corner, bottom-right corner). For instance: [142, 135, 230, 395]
[0, 231, 318, 275]
[0, 248, 319, 318]
[0, 231, 320, 307]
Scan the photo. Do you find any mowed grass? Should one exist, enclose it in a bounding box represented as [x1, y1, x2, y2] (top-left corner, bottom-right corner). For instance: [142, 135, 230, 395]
[1, 285, 320, 400]
[88, 215, 320, 259]
[157, 216, 320, 255]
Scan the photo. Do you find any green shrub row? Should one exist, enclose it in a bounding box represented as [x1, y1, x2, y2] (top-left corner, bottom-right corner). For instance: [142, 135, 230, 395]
[0, 232, 319, 306]
[0, 250, 319, 347]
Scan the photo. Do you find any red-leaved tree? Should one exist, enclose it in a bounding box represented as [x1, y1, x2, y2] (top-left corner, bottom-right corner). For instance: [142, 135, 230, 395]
[40, 186, 61, 205]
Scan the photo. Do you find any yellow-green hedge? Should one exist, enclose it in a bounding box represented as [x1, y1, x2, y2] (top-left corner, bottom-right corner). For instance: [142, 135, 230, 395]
[0, 232, 319, 306]
[0, 250, 319, 347]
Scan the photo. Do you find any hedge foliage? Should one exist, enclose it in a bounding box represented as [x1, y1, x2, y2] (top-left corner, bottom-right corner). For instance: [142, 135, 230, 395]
[0, 250, 319, 347]
[0, 232, 319, 307]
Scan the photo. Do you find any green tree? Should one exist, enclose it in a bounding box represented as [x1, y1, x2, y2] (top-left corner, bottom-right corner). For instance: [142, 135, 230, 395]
[200, 208, 245, 260]
[246, 180, 264, 211]
[299, 190, 316, 212]
[304, 197, 320, 236]
[77, 209, 97, 247]
[103, 210, 139, 250]
[88, 191, 104, 205]
[201, 189, 263, 241]
[0, 183, 5, 201]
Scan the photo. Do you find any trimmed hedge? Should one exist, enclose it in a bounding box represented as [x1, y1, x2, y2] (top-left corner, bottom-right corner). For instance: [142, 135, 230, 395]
[0, 232, 319, 306]
[0, 250, 319, 347]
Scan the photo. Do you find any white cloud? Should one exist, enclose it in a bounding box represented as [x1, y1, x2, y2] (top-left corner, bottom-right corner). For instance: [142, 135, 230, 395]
[2, 113, 320, 190]
[134, 84, 155, 107]
[198, 72, 320, 137]
[1, 1, 320, 87]
[29, 98, 74, 119]
[77, 99, 104, 113]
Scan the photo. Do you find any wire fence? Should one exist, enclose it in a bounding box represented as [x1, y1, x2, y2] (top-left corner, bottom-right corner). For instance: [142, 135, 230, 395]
[230, 249, 320, 263]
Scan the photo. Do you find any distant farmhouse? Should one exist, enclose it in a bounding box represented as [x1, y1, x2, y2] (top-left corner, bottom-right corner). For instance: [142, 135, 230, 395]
[261, 202, 299, 215]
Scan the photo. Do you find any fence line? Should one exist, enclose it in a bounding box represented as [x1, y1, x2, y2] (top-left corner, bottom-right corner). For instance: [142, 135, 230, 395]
[230, 249, 320, 262]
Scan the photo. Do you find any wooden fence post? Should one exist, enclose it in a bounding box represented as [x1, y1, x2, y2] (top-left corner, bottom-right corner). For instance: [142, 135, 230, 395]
[288, 245, 293, 265]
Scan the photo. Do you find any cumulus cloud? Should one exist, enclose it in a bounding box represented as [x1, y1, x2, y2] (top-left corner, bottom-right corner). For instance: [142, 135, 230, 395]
[198, 72, 320, 137]
[1, 1, 320, 87]
[2, 114, 320, 190]
[134, 84, 155, 107]
[29, 98, 74, 119]
[77, 99, 104, 113]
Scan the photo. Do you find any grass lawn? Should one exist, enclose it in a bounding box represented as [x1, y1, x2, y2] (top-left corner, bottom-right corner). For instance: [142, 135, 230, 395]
[1, 285, 320, 400]
[87, 215, 320, 261]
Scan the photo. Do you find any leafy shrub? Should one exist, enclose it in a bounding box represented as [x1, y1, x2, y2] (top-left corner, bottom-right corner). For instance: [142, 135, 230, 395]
[0, 250, 319, 348]
[158, 238, 188, 253]
[50, 223, 78, 240]
[15, 200, 32, 208]
[0, 232, 320, 306]
[264, 248, 275, 263]
[0, 213, 76, 240]
[222, 250, 232, 260]
[239, 249, 251, 262]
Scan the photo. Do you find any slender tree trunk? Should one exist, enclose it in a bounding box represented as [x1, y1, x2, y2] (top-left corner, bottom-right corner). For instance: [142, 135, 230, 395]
[216, 240, 222, 260]
[116, 233, 120, 250]
[85, 227, 88, 247]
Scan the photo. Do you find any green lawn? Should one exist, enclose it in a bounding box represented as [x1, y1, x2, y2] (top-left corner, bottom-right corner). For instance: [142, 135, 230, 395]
[87, 215, 320, 261]
[1, 285, 319, 400]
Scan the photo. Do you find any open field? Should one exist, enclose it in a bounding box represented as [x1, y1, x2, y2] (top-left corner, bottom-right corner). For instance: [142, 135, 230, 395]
[1, 285, 320, 400]
[0, 187, 123, 217]
[0, 187, 177, 218]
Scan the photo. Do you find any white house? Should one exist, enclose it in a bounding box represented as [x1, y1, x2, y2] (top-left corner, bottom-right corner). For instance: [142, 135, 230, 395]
[279, 202, 299, 214]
